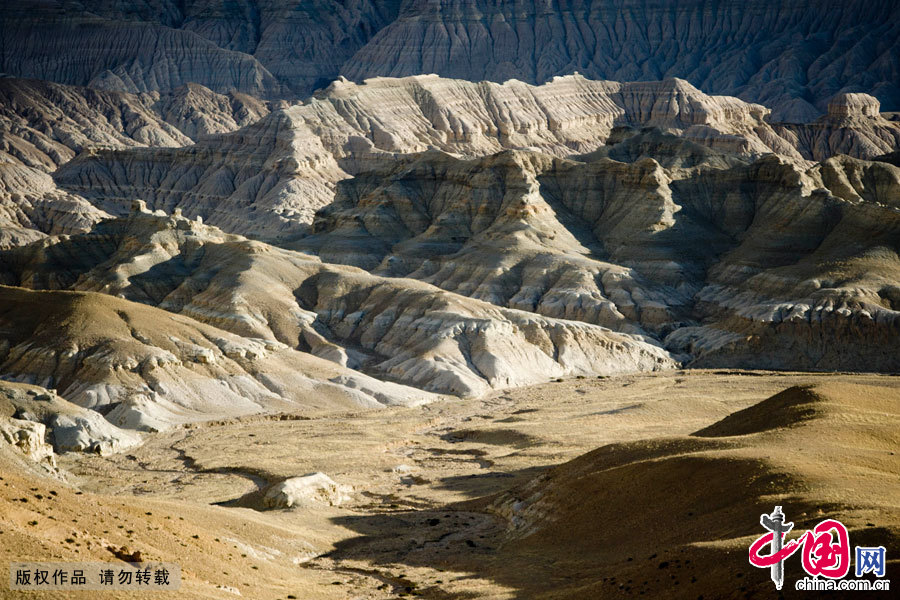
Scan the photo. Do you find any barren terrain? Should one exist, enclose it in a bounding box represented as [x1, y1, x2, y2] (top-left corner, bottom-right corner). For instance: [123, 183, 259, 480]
[3, 370, 897, 599]
[1, 4, 899, 598]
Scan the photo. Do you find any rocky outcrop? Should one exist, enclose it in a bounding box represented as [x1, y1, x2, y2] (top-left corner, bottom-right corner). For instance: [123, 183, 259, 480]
[263, 473, 352, 509]
[0, 284, 436, 433]
[0, 78, 272, 248]
[0, 418, 55, 466]
[827, 93, 882, 119]
[774, 93, 900, 160]
[0, 209, 675, 397]
[0, 382, 140, 456]
[152, 83, 271, 139]
[0, 382, 58, 466]
[0, 164, 111, 249]
[0, 78, 189, 172]
[53, 75, 801, 240]
[300, 140, 900, 372]
[0, 3, 283, 98]
[343, 0, 900, 121]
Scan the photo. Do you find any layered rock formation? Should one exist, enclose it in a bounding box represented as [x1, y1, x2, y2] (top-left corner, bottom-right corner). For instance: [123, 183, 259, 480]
[774, 93, 900, 161]
[0, 72, 896, 388]
[299, 135, 900, 371]
[53, 75, 801, 240]
[0, 77, 276, 171]
[345, 0, 900, 121]
[152, 83, 271, 139]
[3, 1, 898, 120]
[7, 74, 895, 250]
[0, 164, 111, 249]
[0, 3, 283, 98]
[0, 208, 674, 400]
[0, 77, 275, 248]
[0, 283, 436, 437]
[0, 381, 140, 456]
[0, 78, 189, 172]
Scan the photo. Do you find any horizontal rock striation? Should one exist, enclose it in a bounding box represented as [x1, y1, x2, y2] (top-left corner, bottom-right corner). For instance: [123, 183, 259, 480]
[152, 83, 271, 139]
[0, 3, 284, 98]
[3, 1, 898, 119]
[0, 78, 274, 247]
[0, 283, 435, 434]
[0, 209, 675, 398]
[0, 164, 111, 249]
[342, 0, 900, 121]
[52, 75, 802, 240]
[774, 93, 900, 161]
[0, 78, 189, 173]
[300, 137, 900, 372]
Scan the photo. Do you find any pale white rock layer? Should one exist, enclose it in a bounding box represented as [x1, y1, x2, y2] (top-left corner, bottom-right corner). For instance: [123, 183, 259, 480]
[263, 473, 353, 509]
[0, 418, 56, 466]
[300, 136, 900, 373]
[54, 75, 802, 240]
[0, 164, 112, 249]
[0, 78, 274, 248]
[0, 284, 437, 435]
[0, 209, 676, 398]
[0, 381, 139, 456]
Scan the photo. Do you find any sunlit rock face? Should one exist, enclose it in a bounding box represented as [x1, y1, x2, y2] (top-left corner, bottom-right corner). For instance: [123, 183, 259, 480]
[0, 209, 675, 400]
[51, 75, 801, 241]
[299, 137, 900, 373]
[0, 77, 276, 249]
[0, 2, 898, 439]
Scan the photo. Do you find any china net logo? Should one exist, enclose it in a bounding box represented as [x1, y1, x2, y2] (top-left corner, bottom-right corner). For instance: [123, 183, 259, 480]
[749, 506, 890, 592]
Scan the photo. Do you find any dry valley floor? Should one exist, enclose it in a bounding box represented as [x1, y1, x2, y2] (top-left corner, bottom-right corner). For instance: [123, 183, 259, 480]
[2, 370, 898, 599]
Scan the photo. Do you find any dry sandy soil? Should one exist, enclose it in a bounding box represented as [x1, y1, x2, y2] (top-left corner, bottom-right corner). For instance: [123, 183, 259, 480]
[2, 370, 898, 599]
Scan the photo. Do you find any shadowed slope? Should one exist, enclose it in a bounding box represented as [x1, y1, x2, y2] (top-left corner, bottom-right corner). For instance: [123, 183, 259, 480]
[327, 382, 900, 598]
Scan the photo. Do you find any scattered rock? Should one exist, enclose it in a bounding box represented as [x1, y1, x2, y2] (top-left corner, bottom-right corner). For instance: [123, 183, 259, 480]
[263, 473, 352, 509]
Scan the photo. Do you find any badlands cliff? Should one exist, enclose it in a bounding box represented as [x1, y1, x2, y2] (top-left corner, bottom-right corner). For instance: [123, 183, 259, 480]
[0, 73, 893, 257]
[0, 77, 274, 248]
[0, 284, 435, 429]
[0, 6, 896, 599]
[300, 141, 900, 372]
[776, 93, 900, 161]
[0, 70, 896, 452]
[0, 207, 673, 405]
[53, 75, 804, 240]
[0, 74, 893, 394]
[2, 1, 898, 121]
[52, 76, 900, 243]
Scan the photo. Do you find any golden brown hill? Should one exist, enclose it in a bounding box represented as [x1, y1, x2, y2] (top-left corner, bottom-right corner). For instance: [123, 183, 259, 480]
[327, 382, 900, 599]
[0, 285, 432, 434]
[482, 382, 900, 598]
